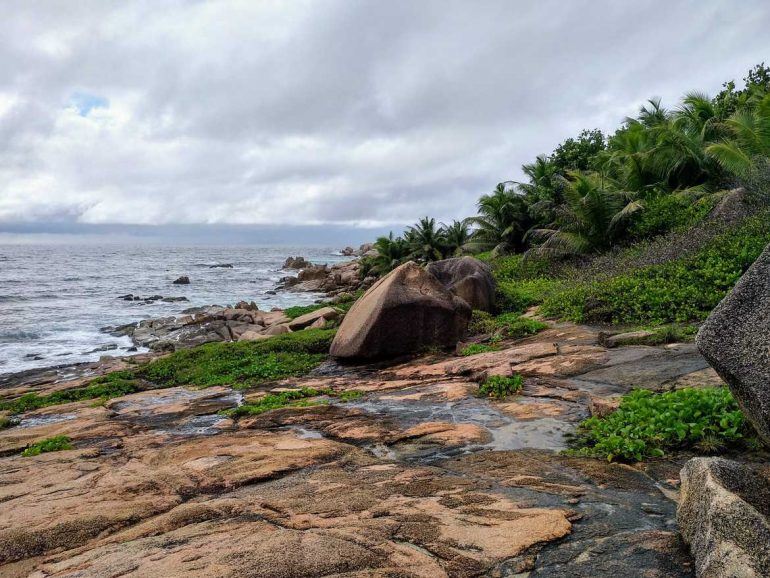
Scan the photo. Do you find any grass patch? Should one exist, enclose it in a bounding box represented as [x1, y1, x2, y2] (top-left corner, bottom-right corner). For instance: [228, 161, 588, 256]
[479, 374, 524, 399]
[0, 416, 12, 429]
[21, 435, 73, 457]
[539, 213, 770, 325]
[467, 310, 547, 341]
[283, 303, 327, 319]
[137, 329, 335, 389]
[567, 387, 756, 462]
[0, 371, 141, 415]
[338, 390, 364, 402]
[460, 343, 497, 356]
[224, 387, 331, 417]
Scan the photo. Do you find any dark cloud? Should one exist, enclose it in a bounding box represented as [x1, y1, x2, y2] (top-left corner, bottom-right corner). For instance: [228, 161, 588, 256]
[0, 0, 768, 236]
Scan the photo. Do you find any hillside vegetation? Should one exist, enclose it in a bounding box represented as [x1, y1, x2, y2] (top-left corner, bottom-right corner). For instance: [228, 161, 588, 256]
[363, 63, 770, 327]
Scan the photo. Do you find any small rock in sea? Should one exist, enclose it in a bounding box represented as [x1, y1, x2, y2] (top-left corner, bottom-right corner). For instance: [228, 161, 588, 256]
[173, 276, 190, 285]
[84, 344, 118, 354]
[161, 296, 189, 302]
[126, 346, 138, 352]
[23, 353, 45, 360]
[118, 294, 134, 300]
[283, 256, 311, 269]
[265, 290, 277, 295]
[209, 263, 233, 268]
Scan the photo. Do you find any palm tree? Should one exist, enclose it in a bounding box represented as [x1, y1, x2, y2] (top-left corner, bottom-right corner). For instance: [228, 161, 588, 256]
[367, 233, 410, 275]
[706, 93, 770, 180]
[517, 155, 563, 225]
[441, 219, 471, 256]
[465, 183, 531, 255]
[406, 217, 446, 262]
[528, 172, 643, 257]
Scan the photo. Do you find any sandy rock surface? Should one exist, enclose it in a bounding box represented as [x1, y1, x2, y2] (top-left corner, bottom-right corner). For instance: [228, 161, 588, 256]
[0, 321, 719, 576]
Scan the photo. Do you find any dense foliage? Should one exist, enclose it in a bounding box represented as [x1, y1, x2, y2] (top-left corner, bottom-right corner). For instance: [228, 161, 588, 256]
[371, 64, 770, 278]
[569, 387, 756, 462]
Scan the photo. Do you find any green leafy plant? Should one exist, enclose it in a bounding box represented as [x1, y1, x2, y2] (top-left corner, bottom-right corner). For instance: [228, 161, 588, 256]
[568, 387, 755, 462]
[0, 371, 141, 414]
[337, 390, 364, 402]
[493, 313, 548, 339]
[21, 435, 73, 457]
[137, 329, 335, 389]
[224, 387, 331, 417]
[283, 303, 327, 319]
[459, 343, 497, 356]
[479, 374, 524, 399]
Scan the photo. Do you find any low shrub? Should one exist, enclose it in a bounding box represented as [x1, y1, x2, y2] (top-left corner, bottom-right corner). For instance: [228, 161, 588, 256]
[284, 303, 327, 319]
[540, 214, 770, 325]
[138, 329, 335, 389]
[629, 193, 716, 240]
[479, 374, 524, 399]
[21, 435, 73, 457]
[467, 310, 496, 335]
[494, 313, 548, 339]
[496, 278, 561, 314]
[567, 387, 755, 462]
[460, 343, 497, 356]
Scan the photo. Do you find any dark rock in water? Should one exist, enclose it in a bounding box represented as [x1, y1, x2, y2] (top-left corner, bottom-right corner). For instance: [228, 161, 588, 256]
[84, 344, 118, 354]
[696, 242, 770, 445]
[23, 353, 45, 360]
[209, 263, 233, 268]
[126, 346, 138, 352]
[330, 261, 471, 360]
[283, 256, 311, 269]
[678, 457, 770, 577]
[161, 296, 189, 302]
[426, 256, 496, 312]
[172, 276, 190, 285]
[118, 294, 134, 300]
[265, 290, 277, 295]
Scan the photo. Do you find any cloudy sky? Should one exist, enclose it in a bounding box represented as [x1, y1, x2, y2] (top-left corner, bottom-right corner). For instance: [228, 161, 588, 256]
[0, 0, 768, 243]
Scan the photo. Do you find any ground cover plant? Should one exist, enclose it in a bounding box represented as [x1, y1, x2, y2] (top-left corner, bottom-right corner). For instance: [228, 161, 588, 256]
[568, 387, 756, 462]
[137, 329, 335, 389]
[21, 435, 73, 457]
[479, 374, 524, 399]
[224, 387, 331, 417]
[0, 371, 142, 414]
[460, 343, 497, 356]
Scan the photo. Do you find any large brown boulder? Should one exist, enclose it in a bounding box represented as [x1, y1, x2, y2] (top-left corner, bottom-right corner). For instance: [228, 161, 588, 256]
[696, 242, 770, 445]
[426, 256, 496, 312]
[330, 261, 471, 360]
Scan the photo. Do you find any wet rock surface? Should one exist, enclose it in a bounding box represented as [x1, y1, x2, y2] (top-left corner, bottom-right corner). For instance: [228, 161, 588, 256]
[0, 321, 719, 576]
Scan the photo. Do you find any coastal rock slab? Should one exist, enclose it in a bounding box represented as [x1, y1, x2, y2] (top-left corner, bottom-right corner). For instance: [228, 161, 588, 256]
[696, 242, 770, 444]
[330, 261, 471, 360]
[426, 256, 496, 312]
[678, 457, 770, 577]
[287, 306, 339, 331]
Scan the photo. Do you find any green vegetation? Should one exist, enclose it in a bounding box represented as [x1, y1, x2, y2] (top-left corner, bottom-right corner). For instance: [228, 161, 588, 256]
[0, 370, 142, 414]
[0, 416, 12, 429]
[338, 390, 364, 402]
[224, 387, 331, 417]
[137, 329, 335, 389]
[467, 309, 547, 339]
[21, 435, 73, 457]
[478, 374, 524, 399]
[568, 387, 756, 462]
[284, 303, 327, 319]
[540, 213, 770, 325]
[460, 343, 497, 356]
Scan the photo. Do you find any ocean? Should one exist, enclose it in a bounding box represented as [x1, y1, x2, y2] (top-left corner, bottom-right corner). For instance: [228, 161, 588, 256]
[0, 244, 349, 374]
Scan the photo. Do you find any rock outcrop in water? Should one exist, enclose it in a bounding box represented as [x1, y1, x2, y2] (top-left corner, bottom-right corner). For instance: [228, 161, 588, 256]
[331, 261, 471, 360]
[427, 256, 496, 312]
[696, 242, 770, 445]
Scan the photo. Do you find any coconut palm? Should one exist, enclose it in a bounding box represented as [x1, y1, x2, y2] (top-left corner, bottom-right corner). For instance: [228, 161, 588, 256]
[528, 172, 643, 257]
[707, 93, 770, 179]
[465, 183, 532, 255]
[441, 219, 471, 256]
[367, 232, 410, 275]
[406, 217, 446, 262]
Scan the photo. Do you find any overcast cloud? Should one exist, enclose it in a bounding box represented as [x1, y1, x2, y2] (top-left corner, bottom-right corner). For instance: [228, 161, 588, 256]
[0, 0, 768, 238]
